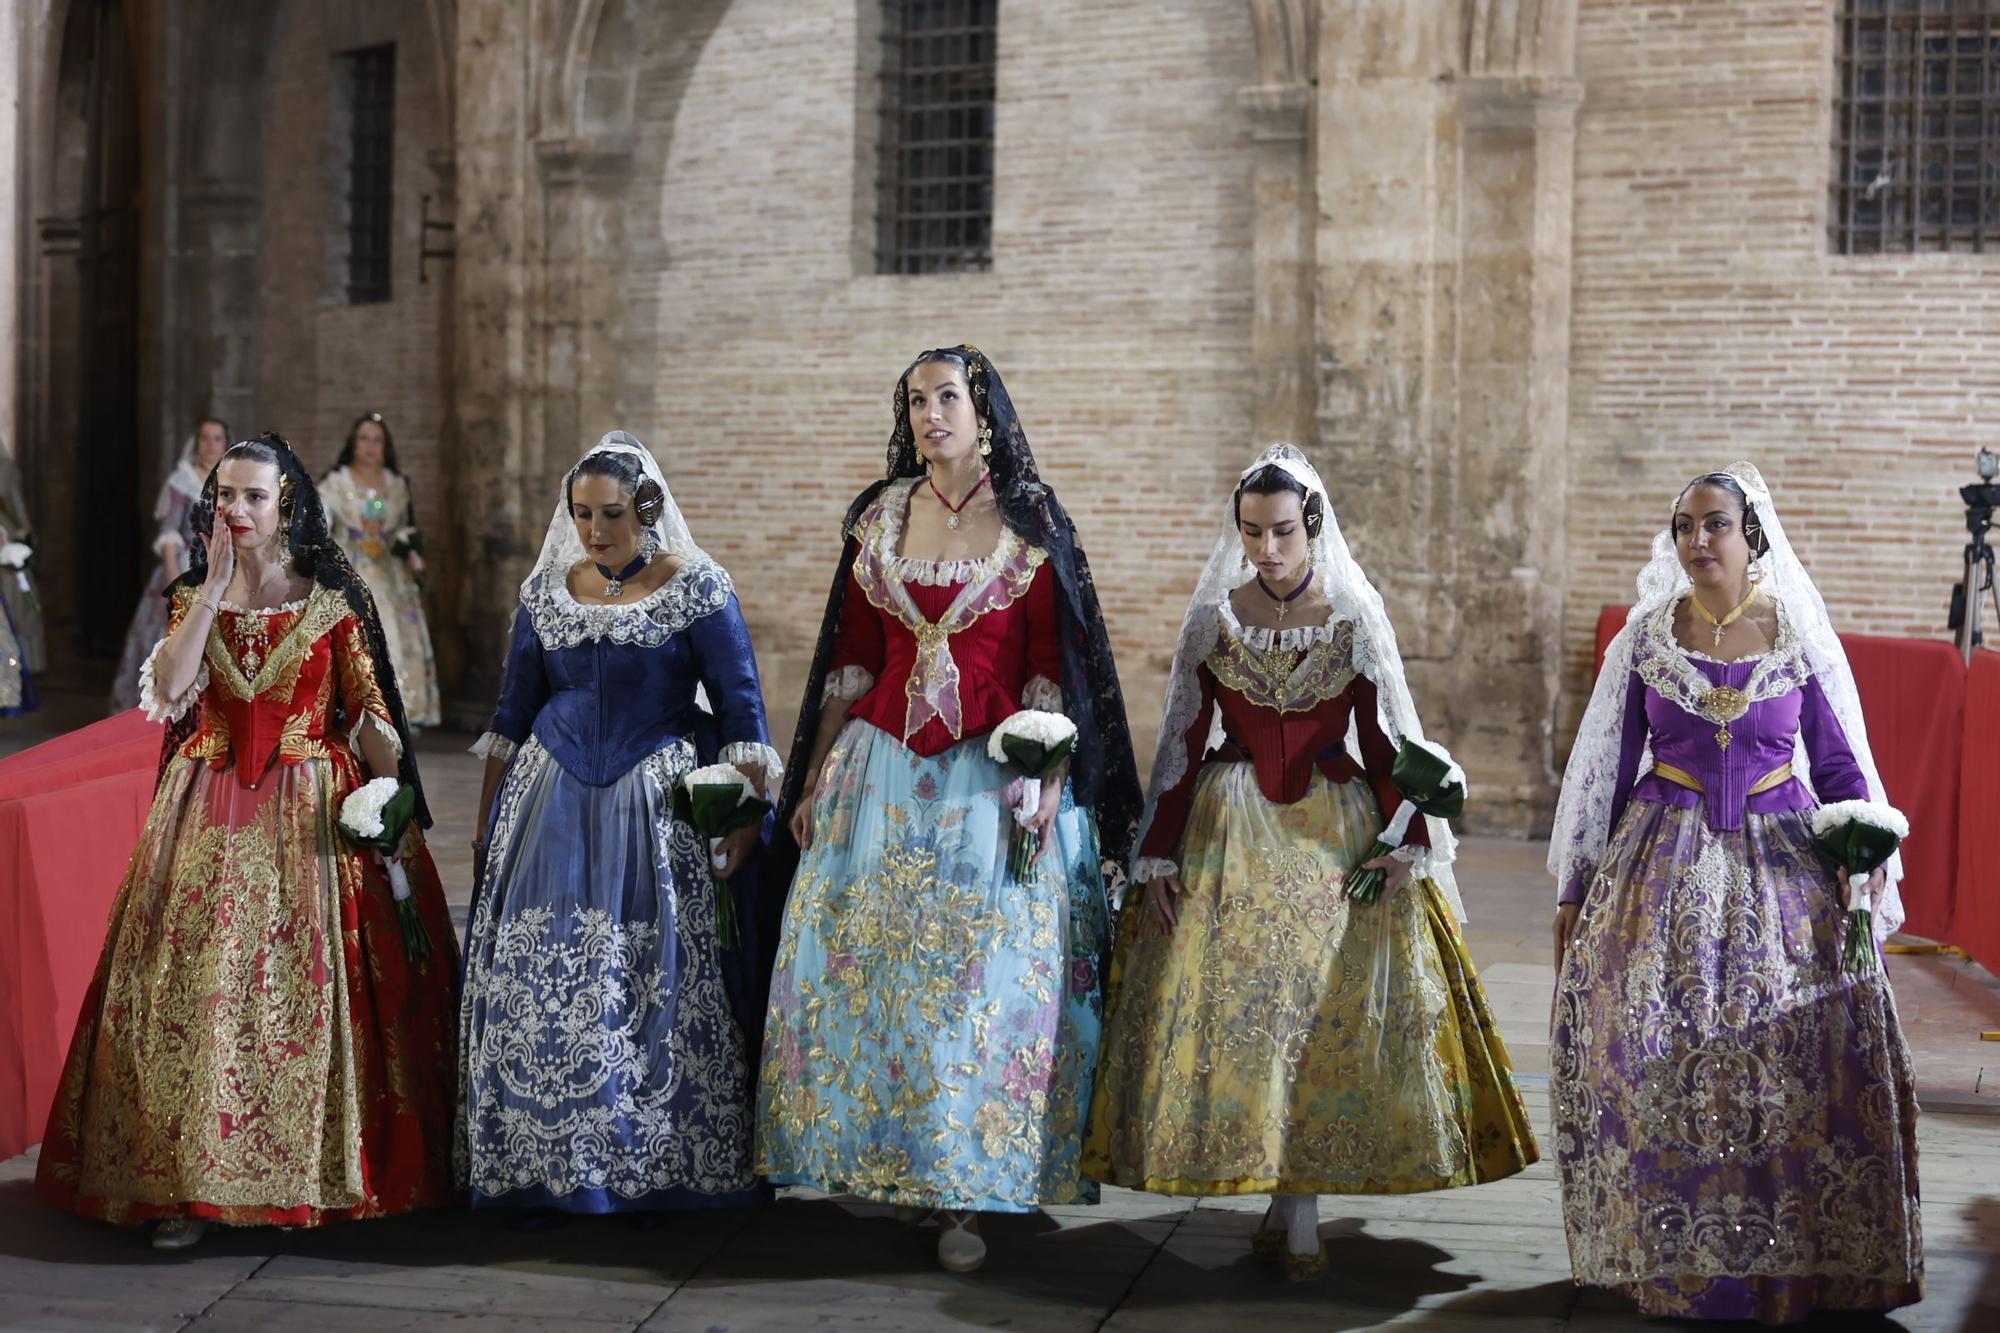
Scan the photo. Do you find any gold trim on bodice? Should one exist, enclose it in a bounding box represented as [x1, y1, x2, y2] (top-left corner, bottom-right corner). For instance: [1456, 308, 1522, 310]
[1206, 618, 1357, 714]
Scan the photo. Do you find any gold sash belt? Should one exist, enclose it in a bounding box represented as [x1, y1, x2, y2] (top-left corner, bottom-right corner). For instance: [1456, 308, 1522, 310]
[1650, 760, 1794, 796]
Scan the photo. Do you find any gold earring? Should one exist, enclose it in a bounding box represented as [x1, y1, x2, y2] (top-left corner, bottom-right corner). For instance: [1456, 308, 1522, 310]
[978, 424, 993, 457]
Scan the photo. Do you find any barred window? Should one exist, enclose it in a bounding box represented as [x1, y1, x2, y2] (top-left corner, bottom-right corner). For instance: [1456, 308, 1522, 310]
[342, 44, 396, 301]
[875, 0, 996, 275]
[1832, 1, 2000, 254]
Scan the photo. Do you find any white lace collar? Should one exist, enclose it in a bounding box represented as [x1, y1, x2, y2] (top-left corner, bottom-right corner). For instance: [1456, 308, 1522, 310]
[219, 593, 313, 617]
[870, 476, 1026, 587]
[1216, 594, 1349, 652]
[524, 553, 733, 650]
[1635, 593, 1811, 714]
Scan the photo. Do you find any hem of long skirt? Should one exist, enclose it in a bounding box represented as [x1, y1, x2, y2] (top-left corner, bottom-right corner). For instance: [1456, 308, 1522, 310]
[1083, 1165, 1532, 1198]
[35, 1184, 461, 1229]
[760, 1171, 1088, 1215]
[470, 1181, 770, 1214]
[1584, 1274, 1925, 1325]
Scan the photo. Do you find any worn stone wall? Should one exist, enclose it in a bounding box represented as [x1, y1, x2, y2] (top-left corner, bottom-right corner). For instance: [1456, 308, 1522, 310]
[1560, 0, 2000, 747]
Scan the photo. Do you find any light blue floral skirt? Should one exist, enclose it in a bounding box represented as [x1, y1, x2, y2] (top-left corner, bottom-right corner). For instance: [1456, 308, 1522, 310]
[755, 720, 1109, 1212]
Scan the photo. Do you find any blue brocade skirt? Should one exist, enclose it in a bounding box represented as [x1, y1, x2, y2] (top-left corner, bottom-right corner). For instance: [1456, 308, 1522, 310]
[457, 734, 763, 1213]
[755, 720, 1110, 1213]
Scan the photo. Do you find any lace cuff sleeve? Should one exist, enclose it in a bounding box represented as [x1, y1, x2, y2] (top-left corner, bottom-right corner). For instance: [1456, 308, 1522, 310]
[470, 732, 518, 763]
[1020, 675, 1064, 712]
[348, 709, 404, 762]
[720, 741, 786, 793]
[1132, 856, 1179, 884]
[137, 638, 205, 723]
[823, 665, 875, 704]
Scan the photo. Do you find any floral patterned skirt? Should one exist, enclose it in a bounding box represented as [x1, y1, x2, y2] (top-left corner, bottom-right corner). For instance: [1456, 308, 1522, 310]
[755, 721, 1110, 1213]
[1552, 799, 1923, 1323]
[1082, 762, 1536, 1196]
[35, 754, 460, 1226]
[458, 736, 761, 1213]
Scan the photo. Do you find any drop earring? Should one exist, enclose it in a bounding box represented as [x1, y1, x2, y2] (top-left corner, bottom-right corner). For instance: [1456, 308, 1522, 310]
[978, 424, 993, 458]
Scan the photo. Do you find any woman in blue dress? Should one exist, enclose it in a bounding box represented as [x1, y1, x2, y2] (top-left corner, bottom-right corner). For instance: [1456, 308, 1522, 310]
[459, 432, 782, 1221]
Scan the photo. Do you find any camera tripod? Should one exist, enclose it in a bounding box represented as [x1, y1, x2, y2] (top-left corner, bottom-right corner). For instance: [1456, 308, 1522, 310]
[1952, 486, 2000, 666]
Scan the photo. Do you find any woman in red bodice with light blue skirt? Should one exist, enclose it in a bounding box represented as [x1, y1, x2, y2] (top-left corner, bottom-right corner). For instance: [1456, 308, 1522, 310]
[755, 346, 1142, 1274]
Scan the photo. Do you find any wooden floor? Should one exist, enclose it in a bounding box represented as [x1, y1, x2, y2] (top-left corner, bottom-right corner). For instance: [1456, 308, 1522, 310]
[2, 699, 1997, 1331]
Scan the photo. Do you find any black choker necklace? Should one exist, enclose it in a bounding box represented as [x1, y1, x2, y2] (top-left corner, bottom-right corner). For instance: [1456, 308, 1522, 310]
[1256, 566, 1314, 623]
[594, 552, 650, 597]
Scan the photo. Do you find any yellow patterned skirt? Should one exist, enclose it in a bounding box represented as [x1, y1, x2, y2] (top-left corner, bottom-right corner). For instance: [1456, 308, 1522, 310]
[1081, 763, 1537, 1196]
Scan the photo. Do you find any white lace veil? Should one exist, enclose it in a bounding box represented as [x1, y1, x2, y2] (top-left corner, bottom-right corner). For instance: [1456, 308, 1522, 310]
[1549, 461, 1905, 937]
[164, 434, 207, 510]
[1135, 443, 1464, 920]
[524, 430, 703, 599]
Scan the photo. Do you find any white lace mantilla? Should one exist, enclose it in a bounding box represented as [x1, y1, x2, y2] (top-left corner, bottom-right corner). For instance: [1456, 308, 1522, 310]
[524, 555, 733, 651]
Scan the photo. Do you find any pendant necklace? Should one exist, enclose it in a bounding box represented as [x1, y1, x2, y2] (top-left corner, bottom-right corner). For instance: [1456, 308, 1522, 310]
[1256, 566, 1315, 624]
[1691, 585, 1758, 648]
[928, 471, 990, 530]
[594, 552, 651, 598]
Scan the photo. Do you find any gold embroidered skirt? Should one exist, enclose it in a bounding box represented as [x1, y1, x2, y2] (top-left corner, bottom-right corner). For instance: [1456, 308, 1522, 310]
[1082, 762, 1537, 1196]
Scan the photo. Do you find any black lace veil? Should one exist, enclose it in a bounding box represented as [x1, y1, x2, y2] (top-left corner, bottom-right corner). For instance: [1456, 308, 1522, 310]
[771, 345, 1143, 894]
[162, 433, 432, 826]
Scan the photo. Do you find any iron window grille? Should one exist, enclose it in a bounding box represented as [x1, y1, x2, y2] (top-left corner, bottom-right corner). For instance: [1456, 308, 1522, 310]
[344, 43, 396, 301]
[875, 0, 996, 274]
[1833, 1, 2000, 254]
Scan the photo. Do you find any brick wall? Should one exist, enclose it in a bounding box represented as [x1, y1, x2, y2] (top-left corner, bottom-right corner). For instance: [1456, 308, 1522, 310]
[602, 0, 1259, 760]
[1563, 0, 1999, 746]
[256, 0, 450, 555]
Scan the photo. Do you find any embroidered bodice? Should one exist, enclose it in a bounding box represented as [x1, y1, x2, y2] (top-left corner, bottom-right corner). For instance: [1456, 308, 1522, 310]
[485, 555, 778, 788]
[144, 583, 398, 790]
[1557, 596, 1868, 904]
[1138, 602, 1425, 866]
[322, 467, 414, 564]
[824, 479, 1064, 756]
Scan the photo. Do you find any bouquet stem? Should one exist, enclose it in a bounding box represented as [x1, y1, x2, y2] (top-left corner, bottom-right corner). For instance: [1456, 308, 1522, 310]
[1342, 839, 1394, 905]
[710, 871, 739, 948]
[1842, 908, 1878, 975]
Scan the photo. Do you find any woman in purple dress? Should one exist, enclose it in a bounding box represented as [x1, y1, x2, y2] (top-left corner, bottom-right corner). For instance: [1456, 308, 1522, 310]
[1549, 463, 1921, 1323]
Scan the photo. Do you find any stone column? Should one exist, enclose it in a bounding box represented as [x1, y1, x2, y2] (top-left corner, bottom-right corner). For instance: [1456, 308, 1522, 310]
[1309, 0, 1579, 833]
[1243, 0, 1316, 449]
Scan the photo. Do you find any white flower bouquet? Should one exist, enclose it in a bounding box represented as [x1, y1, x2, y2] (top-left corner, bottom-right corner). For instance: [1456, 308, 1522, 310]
[1810, 799, 1908, 974]
[988, 709, 1078, 881]
[0, 541, 29, 569]
[671, 763, 769, 947]
[338, 777, 431, 961]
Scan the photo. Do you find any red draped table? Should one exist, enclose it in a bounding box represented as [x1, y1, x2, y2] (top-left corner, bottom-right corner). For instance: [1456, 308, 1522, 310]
[1593, 608, 1997, 975]
[0, 710, 158, 1160]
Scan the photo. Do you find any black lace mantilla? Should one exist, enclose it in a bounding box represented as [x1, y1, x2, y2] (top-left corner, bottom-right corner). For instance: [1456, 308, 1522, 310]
[770, 346, 1143, 903]
[162, 433, 433, 827]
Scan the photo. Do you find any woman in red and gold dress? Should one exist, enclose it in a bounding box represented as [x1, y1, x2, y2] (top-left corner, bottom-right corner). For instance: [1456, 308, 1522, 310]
[755, 346, 1141, 1274]
[36, 434, 458, 1250]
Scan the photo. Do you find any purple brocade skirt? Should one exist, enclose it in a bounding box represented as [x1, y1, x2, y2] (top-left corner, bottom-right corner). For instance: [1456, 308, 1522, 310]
[1552, 799, 1923, 1324]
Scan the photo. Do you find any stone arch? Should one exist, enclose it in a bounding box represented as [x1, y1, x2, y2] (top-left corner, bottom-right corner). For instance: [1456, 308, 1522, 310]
[1462, 0, 1577, 78]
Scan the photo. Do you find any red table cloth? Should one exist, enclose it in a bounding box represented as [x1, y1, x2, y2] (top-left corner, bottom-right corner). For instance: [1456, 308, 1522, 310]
[1955, 651, 2000, 978]
[0, 711, 158, 1160]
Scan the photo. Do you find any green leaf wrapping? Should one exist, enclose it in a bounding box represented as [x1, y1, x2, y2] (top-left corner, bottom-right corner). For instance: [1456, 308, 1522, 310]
[1389, 742, 1467, 820]
[1811, 818, 1902, 879]
[999, 734, 1074, 778]
[344, 782, 417, 857]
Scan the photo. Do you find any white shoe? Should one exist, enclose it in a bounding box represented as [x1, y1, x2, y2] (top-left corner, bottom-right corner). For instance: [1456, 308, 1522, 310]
[151, 1218, 209, 1251]
[937, 1212, 986, 1273]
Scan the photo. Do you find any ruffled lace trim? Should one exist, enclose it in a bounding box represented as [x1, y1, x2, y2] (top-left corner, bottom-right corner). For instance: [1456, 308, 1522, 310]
[1021, 675, 1064, 712]
[822, 665, 876, 703]
[870, 477, 1022, 586]
[1216, 597, 1348, 651]
[470, 732, 519, 763]
[524, 555, 734, 651]
[1132, 856, 1179, 884]
[1636, 595, 1809, 718]
[719, 741, 786, 792]
[219, 594, 313, 616]
[347, 709, 404, 762]
[137, 637, 206, 723]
